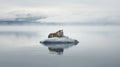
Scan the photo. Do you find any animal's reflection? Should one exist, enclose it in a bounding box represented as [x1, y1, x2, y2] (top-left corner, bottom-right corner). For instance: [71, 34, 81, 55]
[48, 47, 64, 55]
[42, 43, 78, 55]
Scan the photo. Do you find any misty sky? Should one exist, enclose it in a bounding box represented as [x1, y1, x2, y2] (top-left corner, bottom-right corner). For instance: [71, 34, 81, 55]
[0, 0, 120, 23]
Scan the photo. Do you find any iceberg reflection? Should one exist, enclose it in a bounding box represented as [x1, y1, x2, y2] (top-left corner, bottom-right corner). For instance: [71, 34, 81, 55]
[41, 43, 78, 55]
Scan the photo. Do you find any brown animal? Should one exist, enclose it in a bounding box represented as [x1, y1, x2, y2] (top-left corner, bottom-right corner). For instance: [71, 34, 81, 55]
[48, 30, 64, 38]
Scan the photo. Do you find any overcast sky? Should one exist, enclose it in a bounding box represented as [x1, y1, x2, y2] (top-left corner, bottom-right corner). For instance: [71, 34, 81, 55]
[0, 0, 120, 23]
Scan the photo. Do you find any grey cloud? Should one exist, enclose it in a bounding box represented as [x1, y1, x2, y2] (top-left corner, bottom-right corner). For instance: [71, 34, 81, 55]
[0, 0, 120, 11]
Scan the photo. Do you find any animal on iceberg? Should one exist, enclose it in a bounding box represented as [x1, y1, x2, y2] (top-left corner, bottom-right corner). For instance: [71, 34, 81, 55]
[40, 30, 79, 44]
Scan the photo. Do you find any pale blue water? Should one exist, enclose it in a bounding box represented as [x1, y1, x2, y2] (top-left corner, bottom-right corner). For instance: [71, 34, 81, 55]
[0, 25, 120, 67]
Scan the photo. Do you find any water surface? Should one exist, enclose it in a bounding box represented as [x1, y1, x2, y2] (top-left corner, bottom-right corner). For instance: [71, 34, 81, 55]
[0, 25, 120, 67]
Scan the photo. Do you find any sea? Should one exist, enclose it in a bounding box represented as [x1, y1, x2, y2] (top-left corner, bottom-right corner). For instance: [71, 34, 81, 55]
[0, 24, 120, 67]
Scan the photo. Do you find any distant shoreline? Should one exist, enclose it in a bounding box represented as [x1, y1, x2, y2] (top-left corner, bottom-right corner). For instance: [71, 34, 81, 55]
[0, 22, 120, 26]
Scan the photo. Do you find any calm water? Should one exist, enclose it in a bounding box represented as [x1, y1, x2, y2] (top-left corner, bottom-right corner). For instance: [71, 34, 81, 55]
[0, 25, 120, 67]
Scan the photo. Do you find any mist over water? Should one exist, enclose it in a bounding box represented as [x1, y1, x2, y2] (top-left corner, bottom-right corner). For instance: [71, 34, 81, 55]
[0, 0, 120, 66]
[0, 24, 120, 67]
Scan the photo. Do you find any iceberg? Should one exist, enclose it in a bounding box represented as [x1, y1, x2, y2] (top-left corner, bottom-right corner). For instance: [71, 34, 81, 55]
[40, 37, 79, 55]
[40, 37, 79, 44]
